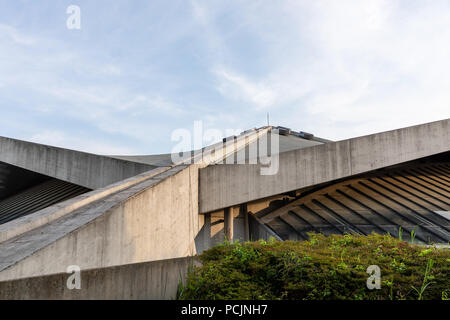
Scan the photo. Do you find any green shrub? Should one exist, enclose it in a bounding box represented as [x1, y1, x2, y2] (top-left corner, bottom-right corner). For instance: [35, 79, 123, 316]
[179, 233, 450, 300]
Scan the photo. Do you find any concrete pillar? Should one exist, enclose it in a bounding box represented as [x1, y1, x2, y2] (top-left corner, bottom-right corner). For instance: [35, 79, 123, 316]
[241, 204, 249, 241]
[224, 207, 234, 241]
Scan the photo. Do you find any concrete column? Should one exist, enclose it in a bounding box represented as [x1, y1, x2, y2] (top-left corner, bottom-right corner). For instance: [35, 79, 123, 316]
[241, 204, 249, 241]
[224, 207, 234, 241]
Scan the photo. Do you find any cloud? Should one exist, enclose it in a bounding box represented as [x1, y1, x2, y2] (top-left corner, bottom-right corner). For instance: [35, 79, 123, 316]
[0, 24, 37, 45]
[213, 68, 277, 110]
[0, 17, 188, 149]
[28, 130, 135, 154]
[205, 0, 450, 140]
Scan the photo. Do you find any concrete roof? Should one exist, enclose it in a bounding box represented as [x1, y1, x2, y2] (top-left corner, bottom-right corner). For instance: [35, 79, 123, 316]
[0, 136, 156, 190]
[110, 129, 327, 166]
[0, 125, 326, 197]
[199, 119, 450, 213]
[109, 154, 174, 167]
[223, 132, 325, 164]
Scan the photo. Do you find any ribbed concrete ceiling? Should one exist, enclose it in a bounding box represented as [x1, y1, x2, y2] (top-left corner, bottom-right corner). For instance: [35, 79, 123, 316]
[0, 161, 48, 201]
[0, 178, 90, 225]
[0, 161, 91, 225]
[257, 156, 450, 244]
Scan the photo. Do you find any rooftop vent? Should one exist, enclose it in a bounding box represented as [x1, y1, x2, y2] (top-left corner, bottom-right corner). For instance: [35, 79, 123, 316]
[275, 126, 291, 136]
[298, 131, 314, 140]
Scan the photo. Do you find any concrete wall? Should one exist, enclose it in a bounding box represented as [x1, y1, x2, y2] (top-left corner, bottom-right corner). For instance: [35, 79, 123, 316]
[0, 257, 196, 299]
[0, 166, 170, 243]
[199, 119, 450, 213]
[0, 165, 205, 281]
[0, 136, 154, 189]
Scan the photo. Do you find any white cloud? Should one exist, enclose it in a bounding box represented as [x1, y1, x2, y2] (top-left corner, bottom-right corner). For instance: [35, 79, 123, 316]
[0, 24, 37, 45]
[101, 64, 122, 76]
[206, 0, 450, 140]
[0, 22, 187, 146]
[28, 130, 135, 155]
[213, 68, 277, 110]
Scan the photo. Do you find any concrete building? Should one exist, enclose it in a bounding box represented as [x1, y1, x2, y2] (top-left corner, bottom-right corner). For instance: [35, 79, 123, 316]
[0, 118, 449, 299]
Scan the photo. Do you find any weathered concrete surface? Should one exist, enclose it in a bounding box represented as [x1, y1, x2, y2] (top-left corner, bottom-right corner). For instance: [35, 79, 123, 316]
[0, 256, 196, 299]
[199, 119, 450, 213]
[0, 136, 155, 189]
[223, 132, 323, 164]
[110, 153, 174, 167]
[0, 166, 170, 243]
[0, 165, 202, 281]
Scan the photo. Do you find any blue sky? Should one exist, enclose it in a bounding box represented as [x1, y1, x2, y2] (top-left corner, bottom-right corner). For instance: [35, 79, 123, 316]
[0, 0, 449, 155]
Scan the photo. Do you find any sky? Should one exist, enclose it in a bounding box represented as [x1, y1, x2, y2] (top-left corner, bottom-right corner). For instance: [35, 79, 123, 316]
[0, 0, 449, 155]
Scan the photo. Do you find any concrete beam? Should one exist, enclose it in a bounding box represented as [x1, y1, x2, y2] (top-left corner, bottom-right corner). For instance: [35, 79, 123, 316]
[199, 119, 450, 213]
[0, 136, 155, 189]
[0, 256, 196, 299]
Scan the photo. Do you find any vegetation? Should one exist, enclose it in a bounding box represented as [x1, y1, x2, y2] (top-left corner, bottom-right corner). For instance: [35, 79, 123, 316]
[178, 233, 450, 300]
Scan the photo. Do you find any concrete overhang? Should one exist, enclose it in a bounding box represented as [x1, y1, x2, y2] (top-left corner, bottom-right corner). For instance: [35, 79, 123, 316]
[0, 136, 155, 190]
[198, 119, 450, 213]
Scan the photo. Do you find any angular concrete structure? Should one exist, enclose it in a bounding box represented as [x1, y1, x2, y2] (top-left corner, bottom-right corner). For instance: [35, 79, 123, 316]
[0, 119, 448, 299]
[199, 119, 449, 213]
